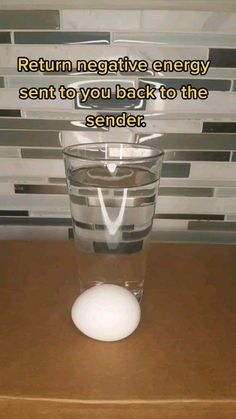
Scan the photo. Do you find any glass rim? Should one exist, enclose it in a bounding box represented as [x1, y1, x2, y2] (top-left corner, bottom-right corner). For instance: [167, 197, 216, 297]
[62, 142, 164, 162]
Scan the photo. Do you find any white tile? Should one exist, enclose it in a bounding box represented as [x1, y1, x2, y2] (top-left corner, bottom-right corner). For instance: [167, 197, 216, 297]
[153, 219, 188, 230]
[190, 162, 236, 180]
[0, 226, 68, 241]
[62, 10, 141, 30]
[114, 32, 236, 48]
[21, 110, 236, 123]
[141, 11, 236, 33]
[0, 194, 69, 211]
[61, 129, 135, 147]
[133, 120, 202, 133]
[160, 178, 236, 188]
[0, 45, 207, 68]
[0, 89, 73, 110]
[0, 159, 65, 178]
[0, 183, 14, 194]
[154, 68, 236, 80]
[0, 148, 21, 158]
[7, 75, 121, 89]
[145, 92, 236, 114]
[0, 176, 49, 184]
[156, 196, 236, 215]
[29, 210, 70, 218]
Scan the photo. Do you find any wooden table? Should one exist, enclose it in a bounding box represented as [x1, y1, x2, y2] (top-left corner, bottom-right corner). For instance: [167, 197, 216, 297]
[0, 241, 235, 418]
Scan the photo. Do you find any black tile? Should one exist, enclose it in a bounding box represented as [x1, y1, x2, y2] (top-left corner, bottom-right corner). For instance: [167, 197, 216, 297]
[68, 228, 74, 240]
[0, 78, 3, 88]
[0, 118, 106, 131]
[232, 152, 236, 161]
[164, 151, 230, 162]
[14, 31, 110, 45]
[0, 217, 71, 226]
[203, 122, 236, 133]
[21, 148, 62, 159]
[140, 78, 231, 91]
[0, 130, 60, 147]
[93, 241, 143, 254]
[155, 214, 224, 221]
[76, 93, 145, 111]
[0, 210, 29, 216]
[209, 48, 236, 68]
[161, 163, 190, 178]
[0, 109, 21, 117]
[73, 220, 94, 230]
[0, 11, 60, 30]
[14, 184, 66, 194]
[0, 32, 11, 44]
[122, 225, 152, 240]
[188, 221, 236, 231]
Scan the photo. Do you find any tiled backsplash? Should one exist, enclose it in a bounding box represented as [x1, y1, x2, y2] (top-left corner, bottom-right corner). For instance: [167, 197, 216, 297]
[0, 8, 236, 243]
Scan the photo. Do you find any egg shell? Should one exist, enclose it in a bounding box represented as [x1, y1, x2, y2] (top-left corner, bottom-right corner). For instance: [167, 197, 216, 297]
[71, 284, 141, 342]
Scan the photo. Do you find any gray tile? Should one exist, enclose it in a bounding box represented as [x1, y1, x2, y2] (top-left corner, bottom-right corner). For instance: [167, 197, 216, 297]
[0, 210, 29, 216]
[114, 32, 236, 48]
[215, 188, 236, 197]
[48, 177, 66, 184]
[203, 122, 236, 133]
[209, 48, 236, 68]
[189, 221, 236, 231]
[0, 78, 4, 88]
[15, 184, 66, 194]
[0, 119, 105, 131]
[161, 163, 190, 178]
[0, 109, 21, 116]
[0, 11, 59, 29]
[0, 217, 71, 226]
[151, 230, 236, 245]
[0, 33, 11, 44]
[155, 214, 224, 220]
[14, 32, 110, 45]
[164, 151, 230, 162]
[159, 187, 213, 197]
[232, 152, 236, 161]
[0, 131, 60, 147]
[21, 148, 62, 159]
[139, 78, 231, 91]
[138, 133, 236, 150]
[226, 215, 236, 221]
[233, 80, 236, 91]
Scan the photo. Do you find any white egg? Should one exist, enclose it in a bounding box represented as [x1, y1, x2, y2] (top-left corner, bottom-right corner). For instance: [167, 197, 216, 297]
[71, 284, 141, 342]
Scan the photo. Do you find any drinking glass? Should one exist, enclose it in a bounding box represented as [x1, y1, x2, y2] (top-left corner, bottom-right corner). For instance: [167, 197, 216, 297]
[63, 143, 164, 301]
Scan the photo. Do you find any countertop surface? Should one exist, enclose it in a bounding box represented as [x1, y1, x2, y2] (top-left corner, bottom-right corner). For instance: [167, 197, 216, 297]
[0, 241, 236, 418]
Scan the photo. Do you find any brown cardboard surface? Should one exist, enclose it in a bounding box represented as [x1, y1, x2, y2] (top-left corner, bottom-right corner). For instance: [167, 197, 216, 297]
[0, 241, 236, 418]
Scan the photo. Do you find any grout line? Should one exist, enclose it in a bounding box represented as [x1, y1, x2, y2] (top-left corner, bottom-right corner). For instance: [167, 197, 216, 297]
[10, 31, 14, 45]
[0, 396, 236, 405]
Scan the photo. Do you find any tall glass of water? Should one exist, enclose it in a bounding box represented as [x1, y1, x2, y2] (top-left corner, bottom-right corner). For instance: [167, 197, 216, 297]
[63, 143, 164, 301]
